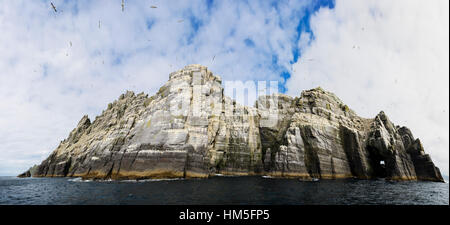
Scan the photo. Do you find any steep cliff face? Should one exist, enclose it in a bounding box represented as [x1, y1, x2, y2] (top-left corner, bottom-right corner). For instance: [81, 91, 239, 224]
[258, 88, 442, 181]
[21, 64, 444, 182]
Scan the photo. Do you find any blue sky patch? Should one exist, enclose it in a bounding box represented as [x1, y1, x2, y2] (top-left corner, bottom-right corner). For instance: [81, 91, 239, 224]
[146, 19, 155, 30]
[292, 0, 335, 63]
[244, 38, 255, 47]
[269, 0, 336, 93]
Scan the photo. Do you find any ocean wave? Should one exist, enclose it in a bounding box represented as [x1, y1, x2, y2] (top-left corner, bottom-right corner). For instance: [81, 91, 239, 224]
[213, 174, 242, 177]
[119, 178, 184, 183]
[68, 177, 93, 182]
[98, 179, 114, 182]
[137, 178, 184, 182]
[120, 179, 138, 183]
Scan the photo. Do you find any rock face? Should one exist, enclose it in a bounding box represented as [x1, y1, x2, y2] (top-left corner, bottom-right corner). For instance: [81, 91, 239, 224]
[21, 65, 444, 182]
[18, 165, 38, 178]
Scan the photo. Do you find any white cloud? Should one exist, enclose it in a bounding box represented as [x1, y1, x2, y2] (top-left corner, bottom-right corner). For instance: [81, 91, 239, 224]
[287, 0, 449, 175]
[0, 0, 314, 175]
[3, 0, 445, 177]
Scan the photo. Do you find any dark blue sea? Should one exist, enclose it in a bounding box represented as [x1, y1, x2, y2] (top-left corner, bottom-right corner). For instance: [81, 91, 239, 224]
[0, 176, 448, 205]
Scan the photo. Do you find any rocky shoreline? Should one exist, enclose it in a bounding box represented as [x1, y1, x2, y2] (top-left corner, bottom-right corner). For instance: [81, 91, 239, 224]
[19, 64, 444, 182]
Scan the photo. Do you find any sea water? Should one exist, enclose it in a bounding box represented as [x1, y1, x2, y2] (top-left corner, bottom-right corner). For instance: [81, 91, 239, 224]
[0, 176, 447, 205]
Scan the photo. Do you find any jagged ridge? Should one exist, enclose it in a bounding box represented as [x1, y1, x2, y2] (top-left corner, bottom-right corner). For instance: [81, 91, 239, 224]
[19, 64, 444, 182]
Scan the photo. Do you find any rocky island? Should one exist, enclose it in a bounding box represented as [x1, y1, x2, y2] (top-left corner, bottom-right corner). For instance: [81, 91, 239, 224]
[19, 64, 444, 182]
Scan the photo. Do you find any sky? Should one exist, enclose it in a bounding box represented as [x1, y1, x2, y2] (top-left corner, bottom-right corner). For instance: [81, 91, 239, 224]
[0, 0, 448, 176]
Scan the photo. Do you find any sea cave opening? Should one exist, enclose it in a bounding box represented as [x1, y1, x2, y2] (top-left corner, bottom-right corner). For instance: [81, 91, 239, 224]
[372, 159, 387, 178]
[367, 147, 388, 178]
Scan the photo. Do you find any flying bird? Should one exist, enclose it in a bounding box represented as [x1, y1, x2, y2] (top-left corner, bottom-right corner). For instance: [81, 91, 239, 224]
[177, 20, 184, 23]
[150, 6, 157, 8]
[51, 2, 57, 13]
[122, 0, 125, 12]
